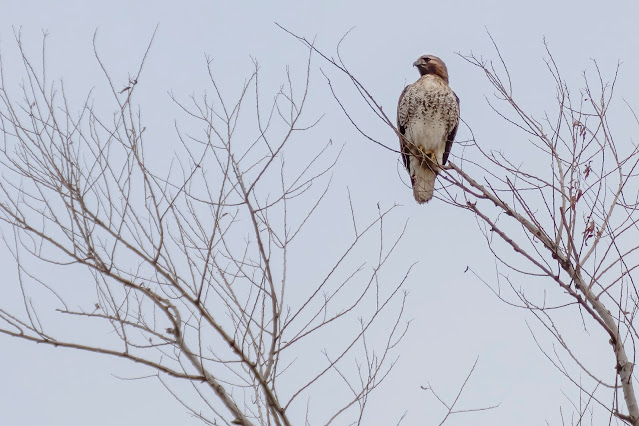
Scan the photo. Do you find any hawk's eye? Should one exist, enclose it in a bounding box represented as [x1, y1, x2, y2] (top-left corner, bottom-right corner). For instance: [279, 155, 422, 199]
[424, 57, 431, 63]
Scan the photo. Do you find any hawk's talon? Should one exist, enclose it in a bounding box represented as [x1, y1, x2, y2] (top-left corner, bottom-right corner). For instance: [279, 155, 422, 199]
[414, 147, 437, 166]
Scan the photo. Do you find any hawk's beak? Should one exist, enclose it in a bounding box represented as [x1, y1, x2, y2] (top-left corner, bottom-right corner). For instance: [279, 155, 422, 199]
[413, 60, 420, 67]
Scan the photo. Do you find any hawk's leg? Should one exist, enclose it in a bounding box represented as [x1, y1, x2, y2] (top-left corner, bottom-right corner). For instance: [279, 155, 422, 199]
[415, 146, 439, 168]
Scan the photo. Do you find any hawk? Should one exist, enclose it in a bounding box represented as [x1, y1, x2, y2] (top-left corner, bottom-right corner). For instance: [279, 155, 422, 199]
[397, 55, 460, 203]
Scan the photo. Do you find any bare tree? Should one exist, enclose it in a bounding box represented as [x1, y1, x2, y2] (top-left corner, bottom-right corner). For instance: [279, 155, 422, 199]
[0, 30, 410, 425]
[284, 27, 639, 425]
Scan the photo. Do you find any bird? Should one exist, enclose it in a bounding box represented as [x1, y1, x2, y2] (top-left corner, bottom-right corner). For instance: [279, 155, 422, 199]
[397, 55, 460, 203]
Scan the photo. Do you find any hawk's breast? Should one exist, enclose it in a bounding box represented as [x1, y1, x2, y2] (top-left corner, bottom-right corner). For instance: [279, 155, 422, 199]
[398, 75, 459, 157]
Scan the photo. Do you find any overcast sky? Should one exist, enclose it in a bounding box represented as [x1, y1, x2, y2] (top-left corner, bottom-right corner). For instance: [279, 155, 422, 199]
[1, 1, 638, 425]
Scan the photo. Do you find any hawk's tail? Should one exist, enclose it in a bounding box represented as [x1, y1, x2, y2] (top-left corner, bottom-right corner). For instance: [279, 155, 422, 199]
[411, 159, 438, 204]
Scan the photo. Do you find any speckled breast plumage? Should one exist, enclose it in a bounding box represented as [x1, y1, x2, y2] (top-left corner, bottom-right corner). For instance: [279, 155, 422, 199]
[398, 75, 459, 143]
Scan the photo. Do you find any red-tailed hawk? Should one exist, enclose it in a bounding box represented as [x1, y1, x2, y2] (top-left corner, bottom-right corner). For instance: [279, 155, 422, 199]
[397, 55, 460, 203]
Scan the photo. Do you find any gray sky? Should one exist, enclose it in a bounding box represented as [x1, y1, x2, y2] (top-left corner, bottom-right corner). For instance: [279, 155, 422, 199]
[1, 1, 638, 425]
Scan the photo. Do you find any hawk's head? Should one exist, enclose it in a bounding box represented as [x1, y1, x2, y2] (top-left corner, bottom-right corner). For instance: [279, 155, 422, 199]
[413, 55, 449, 83]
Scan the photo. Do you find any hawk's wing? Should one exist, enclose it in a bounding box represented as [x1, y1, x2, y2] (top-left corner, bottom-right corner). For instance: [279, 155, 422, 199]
[396, 85, 413, 183]
[442, 92, 460, 165]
